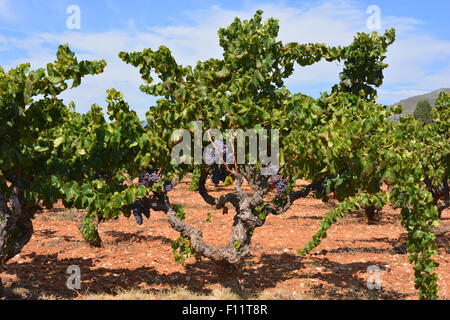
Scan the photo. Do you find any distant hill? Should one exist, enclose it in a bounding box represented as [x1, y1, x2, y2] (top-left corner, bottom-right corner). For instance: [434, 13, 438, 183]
[389, 88, 450, 121]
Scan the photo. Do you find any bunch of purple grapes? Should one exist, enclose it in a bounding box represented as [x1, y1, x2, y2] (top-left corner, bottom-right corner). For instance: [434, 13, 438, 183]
[139, 167, 173, 192]
[211, 165, 228, 186]
[204, 140, 233, 165]
[139, 167, 160, 187]
[312, 183, 324, 195]
[131, 200, 150, 225]
[272, 175, 288, 197]
[164, 181, 173, 192]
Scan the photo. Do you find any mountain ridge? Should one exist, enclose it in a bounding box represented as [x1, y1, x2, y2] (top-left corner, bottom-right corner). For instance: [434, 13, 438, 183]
[389, 88, 450, 121]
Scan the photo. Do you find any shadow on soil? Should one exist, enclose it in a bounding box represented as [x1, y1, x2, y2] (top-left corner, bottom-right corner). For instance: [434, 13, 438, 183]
[103, 231, 173, 245]
[2, 249, 407, 300]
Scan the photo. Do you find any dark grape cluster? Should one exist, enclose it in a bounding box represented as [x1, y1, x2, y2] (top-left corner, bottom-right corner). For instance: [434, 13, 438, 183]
[139, 167, 160, 187]
[204, 140, 233, 165]
[164, 181, 174, 192]
[211, 165, 228, 186]
[139, 167, 174, 192]
[312, 183, 324, 195]
[204, 146, 217, 165]
[142, 206, 150, 219]
[272, 175, 288, 197]
[131, 200, 150, 225]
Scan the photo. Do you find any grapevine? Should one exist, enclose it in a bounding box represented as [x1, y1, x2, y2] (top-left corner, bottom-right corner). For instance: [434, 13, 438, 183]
[0, 10, 446, 300]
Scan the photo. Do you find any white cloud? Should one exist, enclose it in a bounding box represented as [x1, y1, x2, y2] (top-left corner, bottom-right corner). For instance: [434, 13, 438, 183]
[381, 35, 450, 104]
[382, 16, 422, 34]
[2, 0, 449, 116]
[0, 0, 14, 20]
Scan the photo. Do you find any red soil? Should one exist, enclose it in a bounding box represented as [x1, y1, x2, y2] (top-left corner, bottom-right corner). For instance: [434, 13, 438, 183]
[1, 179, 449, 300]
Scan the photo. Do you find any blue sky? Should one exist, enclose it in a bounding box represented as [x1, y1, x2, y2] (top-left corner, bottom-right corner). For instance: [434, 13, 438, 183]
[1, 0, 449, 120]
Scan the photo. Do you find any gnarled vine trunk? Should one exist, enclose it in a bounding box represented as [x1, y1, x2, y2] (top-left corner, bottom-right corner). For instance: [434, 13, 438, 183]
[0, 182, 34, 297]
[365, 205, 382, 225]
[73, 209, 102, 247]
[162, 193, 260, 292]
[141, 167, 315, 293]
[438, 177, 449, 219]
[425, 175, 449, 219]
